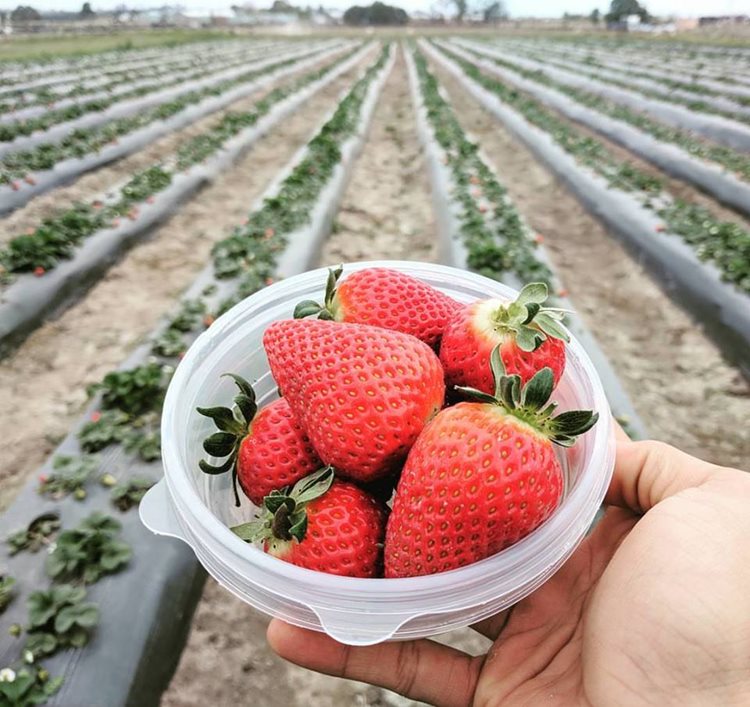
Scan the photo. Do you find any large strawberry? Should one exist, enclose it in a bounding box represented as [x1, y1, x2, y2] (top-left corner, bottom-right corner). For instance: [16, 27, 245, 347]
[263, 318, 445, 481]
[231, 468, 386, 578]
[440, 282, 569, 394]
[384, 347, 598, 578]
[197, 374, 320, 507]
[294, 266, 461, 346]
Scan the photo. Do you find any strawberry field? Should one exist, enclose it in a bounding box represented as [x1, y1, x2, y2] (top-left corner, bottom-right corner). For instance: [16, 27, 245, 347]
[0, 31, 748, 707]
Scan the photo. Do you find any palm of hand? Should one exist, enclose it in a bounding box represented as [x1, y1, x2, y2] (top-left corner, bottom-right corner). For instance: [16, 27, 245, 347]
[474, 475, 749, 707]
[268, 442, 750, 707]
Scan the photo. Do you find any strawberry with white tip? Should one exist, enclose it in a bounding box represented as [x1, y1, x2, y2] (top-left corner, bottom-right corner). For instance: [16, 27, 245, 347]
[440, 282, 570, 395]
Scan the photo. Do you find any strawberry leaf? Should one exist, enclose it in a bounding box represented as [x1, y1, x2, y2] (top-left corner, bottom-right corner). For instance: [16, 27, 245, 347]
[534, 312, 570, 342]
[515, 282, 548, 306]
[293, 300, 323, 319]
[521, 368, 554, 410]
[202, 432, 236, 457]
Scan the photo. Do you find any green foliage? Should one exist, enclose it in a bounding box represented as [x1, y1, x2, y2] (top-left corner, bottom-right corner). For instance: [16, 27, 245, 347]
[605, 0, 649, 22]
[7, 514, 60, 556]
[0, 576, 15, 614]
[343, 2, 409, 25]
[78, 410, 131, 453]
[0, 662, 63, 707]
[45, 512, 131, 585]
[0, 203, 106, 272]
[87, 362, 170, 417]
[658, 200, 750, 291]
[25, 585, 98, 657]
[37, 455, 99, 500]
[110, 478, 155, 512]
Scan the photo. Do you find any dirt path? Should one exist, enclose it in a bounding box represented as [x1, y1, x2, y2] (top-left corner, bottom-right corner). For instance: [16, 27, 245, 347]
[430, 56, 750, 469]
[319, 49, 437, 267]
[0, 55, 374, 511]
[0, 50, 346, 245]
[160, 46, 487, 707]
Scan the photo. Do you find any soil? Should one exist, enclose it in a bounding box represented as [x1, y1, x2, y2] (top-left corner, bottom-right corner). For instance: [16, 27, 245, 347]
[430, 56, 750, 469]
[161, 46, 489, 707]
[0, 49, 347, 245]
[0, 54, 374, 512]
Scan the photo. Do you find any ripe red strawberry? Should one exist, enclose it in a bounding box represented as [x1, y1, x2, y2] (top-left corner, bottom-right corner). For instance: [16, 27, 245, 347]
[231, 468, 386, 578]
[384, 348, 598, 578]
[197, 374, 320, 507]
[263, 319, 445, 481]
[440, 282, 568, 394]
[294, 267, 461, 346]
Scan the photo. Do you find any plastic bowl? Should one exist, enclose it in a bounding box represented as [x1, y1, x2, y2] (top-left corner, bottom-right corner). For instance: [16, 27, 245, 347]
[140, 260, 615, 646]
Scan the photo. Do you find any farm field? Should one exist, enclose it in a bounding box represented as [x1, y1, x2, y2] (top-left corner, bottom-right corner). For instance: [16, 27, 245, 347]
[0, 30, 748, 707]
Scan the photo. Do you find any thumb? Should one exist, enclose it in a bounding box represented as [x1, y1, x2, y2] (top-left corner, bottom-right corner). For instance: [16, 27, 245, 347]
[605, 438, 721, 513]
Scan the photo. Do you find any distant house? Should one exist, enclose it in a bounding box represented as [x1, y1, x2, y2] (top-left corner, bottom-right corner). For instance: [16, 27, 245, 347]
[699, 15, 749, 26]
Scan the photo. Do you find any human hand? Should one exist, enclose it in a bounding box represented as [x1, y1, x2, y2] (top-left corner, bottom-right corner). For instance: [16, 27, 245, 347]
[267, 424, 750, 706]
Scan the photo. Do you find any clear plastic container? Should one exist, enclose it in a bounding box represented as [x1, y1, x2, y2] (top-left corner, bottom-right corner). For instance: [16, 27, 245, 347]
[140, 260, 615, 646]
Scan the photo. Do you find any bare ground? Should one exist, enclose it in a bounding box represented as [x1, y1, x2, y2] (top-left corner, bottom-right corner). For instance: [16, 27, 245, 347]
[0, 55, 373, 511]
[0, 50, 348, 245]
[431, 57, 750, 469]
[161, 46, 488, 707]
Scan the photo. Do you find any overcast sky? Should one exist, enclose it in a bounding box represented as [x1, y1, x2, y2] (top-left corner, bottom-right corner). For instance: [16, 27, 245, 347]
[29, 0, 750, 17]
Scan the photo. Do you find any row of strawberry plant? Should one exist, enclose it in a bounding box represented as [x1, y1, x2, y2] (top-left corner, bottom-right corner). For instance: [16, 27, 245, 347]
[452, 40, 750, 185]
[499, 39, 750, 95]
[0, 43, 371, 356]
[0, 42, 339, 187]
[0, 43, 289, 142]
[0, 43, 392, 704]
[408, 44, 646, 438]
[427, 41, 750, 372]
[510, 46, 750, 124]
[437, 41, 750, 294]
[0, 36, 240, 88]
[0, 40, 283, 122]
[0, 40, 268, 111]
[445, 40, 750, 221]
[0, 45, 362, 278]
[454, 39, 750, 153]
[0, 42, 330, 159]
[1, 491, 141, 704]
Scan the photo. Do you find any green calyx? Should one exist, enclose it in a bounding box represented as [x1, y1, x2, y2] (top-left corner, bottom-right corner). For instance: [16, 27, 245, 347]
[491, 282, 570, 353]
[230, 467, 334, 549]
[293, 265, 343, 321]
[196, 373, 258, 507]
[456, 346, 598, 447]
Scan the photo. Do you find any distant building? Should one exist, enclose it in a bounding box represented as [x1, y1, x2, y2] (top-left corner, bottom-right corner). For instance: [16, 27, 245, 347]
[699, 15, 749, 26]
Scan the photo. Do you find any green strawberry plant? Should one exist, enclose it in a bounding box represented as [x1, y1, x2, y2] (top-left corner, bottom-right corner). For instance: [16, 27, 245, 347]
[110, 478, 155, 512]
[45, 512, 131, 585]
[25, 585, 99, 657]
[0, 659, 63, 707]
[37, 455, 99, 501]
[0, 576, 15, 614]
[7, 514, 61, 555]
